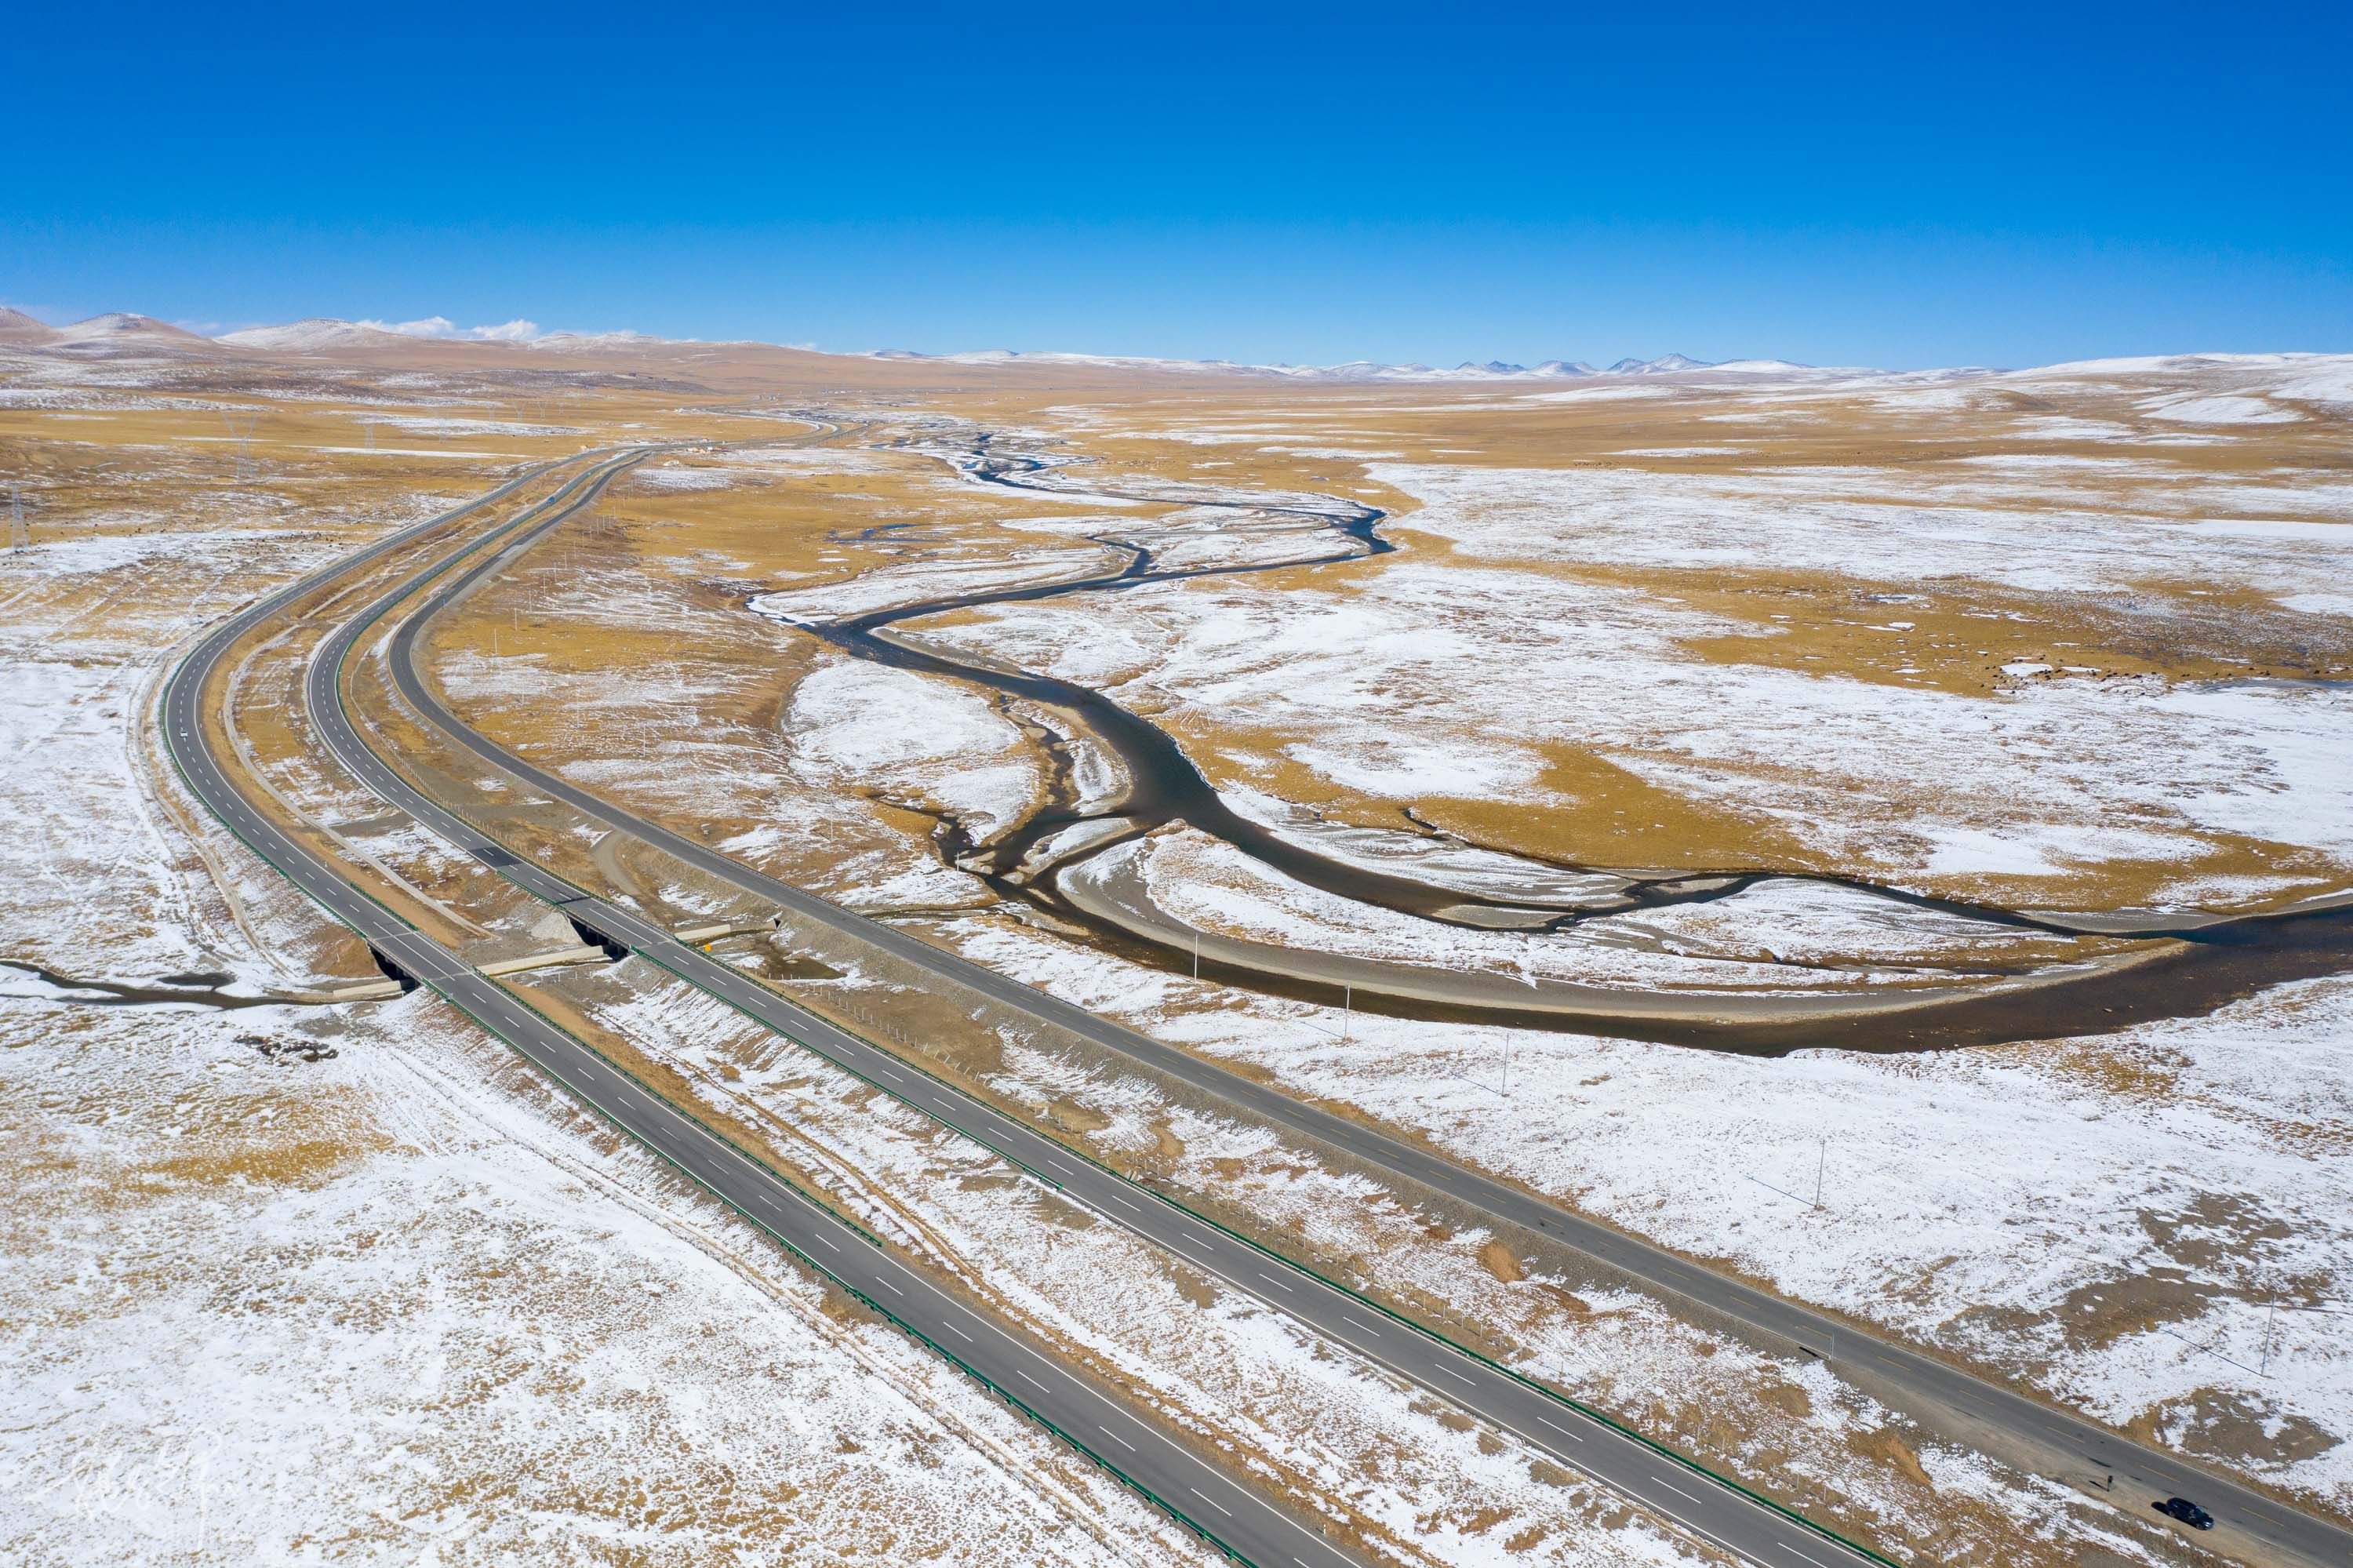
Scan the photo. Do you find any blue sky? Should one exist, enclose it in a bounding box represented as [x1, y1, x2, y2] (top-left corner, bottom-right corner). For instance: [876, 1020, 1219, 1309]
[8, 1, 2348, 369]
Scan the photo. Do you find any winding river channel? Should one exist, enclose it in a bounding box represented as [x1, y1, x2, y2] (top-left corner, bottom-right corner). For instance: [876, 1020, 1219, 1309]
[761, 431, 2353, 1053]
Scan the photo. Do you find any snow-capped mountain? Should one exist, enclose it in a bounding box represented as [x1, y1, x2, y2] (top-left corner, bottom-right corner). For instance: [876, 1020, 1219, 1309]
[46, 313, 219, 354]
[1606, 353, 1711, 374]
[216, 318, 422, 351]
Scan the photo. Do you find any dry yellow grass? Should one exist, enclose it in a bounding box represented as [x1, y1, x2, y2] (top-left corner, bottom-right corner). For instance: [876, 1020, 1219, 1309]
[17, 337, 2321, 1561]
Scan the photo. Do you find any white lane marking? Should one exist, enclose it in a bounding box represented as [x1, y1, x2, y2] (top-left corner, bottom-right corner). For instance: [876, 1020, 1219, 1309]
[1103, 1193, 1140, 1214]
[1096, 1424, 1134, 1451]
[1170, 1233, 1220, 1262]
[815, 1233, 839, 1251]
[1255, 1270, 1293, 1293]
[1537, 1415, 1584, 1442]
[1342, 1316, 1383, 1337]
[874, 1277, 903, 1297]
[1189, 1487, 1231, 1518]
[1438, 1366, 1478, 1388]
[946, 1322, 973, 1343]
[1019, 1370, 1049, 1392]
[1660, 1481, 1701, 1504]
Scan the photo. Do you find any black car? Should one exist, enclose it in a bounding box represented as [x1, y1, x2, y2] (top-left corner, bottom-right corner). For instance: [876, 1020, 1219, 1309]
[2154, 1497, 2215, 1530]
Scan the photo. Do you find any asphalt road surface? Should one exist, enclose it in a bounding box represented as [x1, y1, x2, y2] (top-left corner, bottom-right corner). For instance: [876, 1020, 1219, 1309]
[165, 451, 1419, 1568]
[171, 434, 2344, 1568]
[303, 452, 1897, 1566]
[379, 441, 2348, 1568]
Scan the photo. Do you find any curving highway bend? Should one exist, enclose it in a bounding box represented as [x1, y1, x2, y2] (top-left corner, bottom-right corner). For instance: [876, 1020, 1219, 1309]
[166, 447, 1394, 1568]
[162, 432, 2351, 1568]
[388, 439, 2351, 1568]
[335, 452, 1888, 1566]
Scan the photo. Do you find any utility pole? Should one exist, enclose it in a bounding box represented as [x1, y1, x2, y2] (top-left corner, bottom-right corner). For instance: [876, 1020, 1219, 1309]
[7, 489, 27, 551]
[1813, 1137, 1827, 1210]
[1192, 930, 1199, 980]
[1343, 984, 1351, 1042]
[2260, 1279, 2278, 1376]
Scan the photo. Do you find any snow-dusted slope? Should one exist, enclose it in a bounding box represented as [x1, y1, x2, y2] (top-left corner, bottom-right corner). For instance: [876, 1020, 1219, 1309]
[2003, 351, 2353, 414]
[215, 317, 415, 351]
[45, 302, 2353, 407]
[49, 312, 218, 349]
[0, 307, 62, 347]
[867, 347, 1752, 382]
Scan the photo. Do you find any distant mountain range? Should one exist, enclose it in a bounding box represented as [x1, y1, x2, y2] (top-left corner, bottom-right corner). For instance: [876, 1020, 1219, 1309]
[0, 307, 216, 352]
[0, 308, 1831, 381]
[9, 307, 2344, 417]
[862, 346, 1819, 380]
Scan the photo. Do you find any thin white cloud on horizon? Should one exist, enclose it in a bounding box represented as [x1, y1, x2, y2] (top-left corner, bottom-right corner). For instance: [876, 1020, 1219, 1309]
[357, 315, 542, 342]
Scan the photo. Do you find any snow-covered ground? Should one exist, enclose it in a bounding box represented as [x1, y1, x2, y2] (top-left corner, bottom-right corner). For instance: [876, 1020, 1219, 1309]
[919, 552, 2351, 908]
[696, 379, 2353, 1513]
[784, 658, 1042, 847]
[945, 910, 2353, 1509]
[16, 347, 2348, 1561]
[1109, 828, 2069, 992]
[1362, 457, 2353, 604]
[0, 410, 1215, 1566]
[0, 398, 1773, 1565]
[570, 970, 1756, 1566]
[2, 996, 1219, 1568]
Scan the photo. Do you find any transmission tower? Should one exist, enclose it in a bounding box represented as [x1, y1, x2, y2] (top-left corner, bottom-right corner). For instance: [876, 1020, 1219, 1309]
[221, 413, 259, 482]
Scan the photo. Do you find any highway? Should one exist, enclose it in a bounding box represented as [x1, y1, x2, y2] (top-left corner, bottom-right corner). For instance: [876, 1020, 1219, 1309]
[169, 428, 2346, 1568]
[380, 438, 2351, 1568]
[368, 432, 2353, 1568]
[165, 450, 1398, 1568]
[304, 452, 1892, 1566]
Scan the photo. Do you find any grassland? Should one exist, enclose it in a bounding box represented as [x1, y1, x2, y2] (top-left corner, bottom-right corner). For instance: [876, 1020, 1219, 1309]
[6, 326, 2349, 1565]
